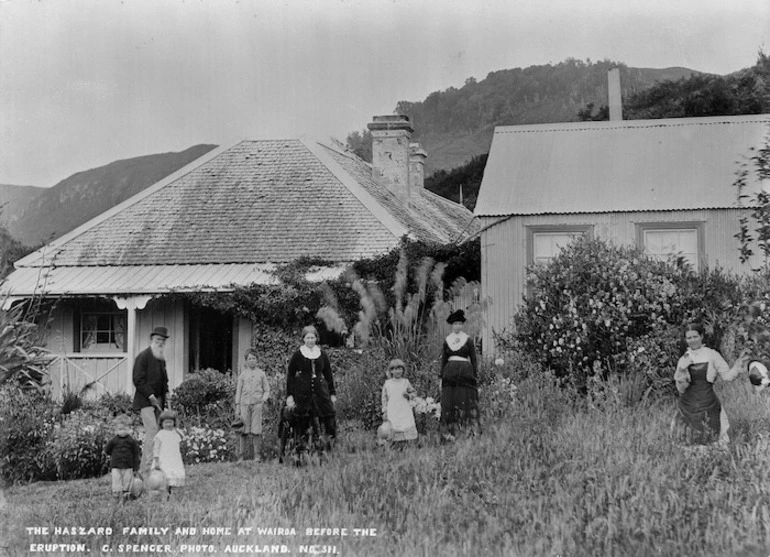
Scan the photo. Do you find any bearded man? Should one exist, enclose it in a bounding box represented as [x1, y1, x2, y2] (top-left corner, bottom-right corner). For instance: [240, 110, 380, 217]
[132, 326, 170, 472]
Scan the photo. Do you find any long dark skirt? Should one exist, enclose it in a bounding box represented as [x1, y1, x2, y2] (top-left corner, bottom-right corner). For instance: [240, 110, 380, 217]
[440, 360, 479, 432]
[678, 363, 721, 445]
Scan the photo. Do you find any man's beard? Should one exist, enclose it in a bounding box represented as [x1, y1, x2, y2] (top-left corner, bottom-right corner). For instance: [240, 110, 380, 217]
[151, 345, 165, 360]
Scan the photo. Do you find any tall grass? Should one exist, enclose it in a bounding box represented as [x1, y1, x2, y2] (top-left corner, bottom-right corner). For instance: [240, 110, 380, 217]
[0, 297, 51, 388]
[5, 368, 770, 557]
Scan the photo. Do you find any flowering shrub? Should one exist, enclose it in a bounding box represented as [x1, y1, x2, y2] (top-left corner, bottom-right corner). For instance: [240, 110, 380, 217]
[180, 426, 233, 464]
[507, 237, 742, 393]
[624, 326, 683, 397]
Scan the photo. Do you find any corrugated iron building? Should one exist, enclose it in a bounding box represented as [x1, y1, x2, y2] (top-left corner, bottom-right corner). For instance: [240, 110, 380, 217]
[475, 114, 770, 355]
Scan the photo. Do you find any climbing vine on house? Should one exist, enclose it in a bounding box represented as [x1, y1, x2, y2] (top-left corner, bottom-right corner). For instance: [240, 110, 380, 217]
[165, 237, 480, 335]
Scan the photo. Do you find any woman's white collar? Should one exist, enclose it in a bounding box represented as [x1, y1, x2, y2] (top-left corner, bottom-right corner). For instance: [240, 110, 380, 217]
[300, 345, 321, 359]
[446, 331, 468, 349]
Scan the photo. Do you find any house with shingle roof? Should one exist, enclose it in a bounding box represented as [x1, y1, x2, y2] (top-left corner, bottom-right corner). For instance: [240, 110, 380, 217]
[4, 115, 475, 396]
[475, 112, 770, 355]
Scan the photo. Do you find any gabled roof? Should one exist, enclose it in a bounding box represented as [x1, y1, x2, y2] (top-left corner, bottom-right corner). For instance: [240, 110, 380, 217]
[7, 139, 473, 296]
[475, 114, 770, 217]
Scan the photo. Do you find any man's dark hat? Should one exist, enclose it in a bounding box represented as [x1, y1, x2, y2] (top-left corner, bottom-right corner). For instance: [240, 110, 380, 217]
[150, 326, 169, 339]
[446, 309, 466, 324]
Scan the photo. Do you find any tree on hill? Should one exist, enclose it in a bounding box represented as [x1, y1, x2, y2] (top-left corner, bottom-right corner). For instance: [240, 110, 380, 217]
[0, 224, 34, 279]
[394, 58, 669, 138]
[579, 51, 770, 121]
[345, 129, 372, 163]
[424, 154, 487, 211]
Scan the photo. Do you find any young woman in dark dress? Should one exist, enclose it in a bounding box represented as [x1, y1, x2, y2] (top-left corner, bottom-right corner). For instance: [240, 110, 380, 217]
[286, 325, 337, 450]
[675, 322, 742, 445]
[440, 310, 480, 441]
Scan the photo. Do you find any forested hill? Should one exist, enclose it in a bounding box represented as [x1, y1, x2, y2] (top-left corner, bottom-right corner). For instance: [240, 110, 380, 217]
[391, 59, 701, 176]
[9, 144, 217, 246]
[363, 54, 770, 211]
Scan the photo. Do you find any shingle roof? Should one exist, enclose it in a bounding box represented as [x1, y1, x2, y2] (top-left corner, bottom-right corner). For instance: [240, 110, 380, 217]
[12, 139, 474, 289]
[475, 115, 770, 217]
[321, 144, 477, 243]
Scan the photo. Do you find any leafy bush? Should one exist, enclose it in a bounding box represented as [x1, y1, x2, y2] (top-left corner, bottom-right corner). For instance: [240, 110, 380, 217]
[507, 237, 742, 393]
[170, 368, 235, 427]
[95, 391, 134, 417]
[180, 426, 233, 464]
[44, 408, 113, 481]
[0, 385, 58, 484]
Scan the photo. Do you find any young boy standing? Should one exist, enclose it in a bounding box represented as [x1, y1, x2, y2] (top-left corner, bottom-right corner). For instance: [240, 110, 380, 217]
[104, 414, 141, 502]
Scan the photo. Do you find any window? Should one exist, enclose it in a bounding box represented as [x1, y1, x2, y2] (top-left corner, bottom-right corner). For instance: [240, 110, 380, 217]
[527, 225, 593, 265]
[637, 222, 704, 270]
[74, 300, 127, 353]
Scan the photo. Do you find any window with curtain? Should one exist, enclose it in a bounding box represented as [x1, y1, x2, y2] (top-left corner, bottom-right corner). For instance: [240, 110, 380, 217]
[637, 222, 703, 271]
[527, 225, 594, 265]
[80, 312, 127, 353]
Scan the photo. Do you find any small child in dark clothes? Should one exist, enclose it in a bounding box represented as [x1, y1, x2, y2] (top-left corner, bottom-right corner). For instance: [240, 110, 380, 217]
[104, 414, 141, 502]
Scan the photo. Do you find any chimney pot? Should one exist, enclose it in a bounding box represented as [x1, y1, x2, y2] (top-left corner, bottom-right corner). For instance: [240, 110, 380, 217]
[367, 115, 414, 205]
[608, 68, 623, 121]
[409, 143, 427, 189]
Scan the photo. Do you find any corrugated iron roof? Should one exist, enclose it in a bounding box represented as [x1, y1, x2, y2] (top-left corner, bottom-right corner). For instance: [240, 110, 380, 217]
[1, 264, 347, 296]
[474, 115, 770, 217]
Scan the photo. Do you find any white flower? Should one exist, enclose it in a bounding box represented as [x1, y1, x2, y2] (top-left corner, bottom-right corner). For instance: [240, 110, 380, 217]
[494, 358, 504, 367]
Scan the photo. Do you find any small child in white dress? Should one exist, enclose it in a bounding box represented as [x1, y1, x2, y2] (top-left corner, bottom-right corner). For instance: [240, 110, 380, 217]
[381, 359, 418, 447]
[153, 410, 185, 499]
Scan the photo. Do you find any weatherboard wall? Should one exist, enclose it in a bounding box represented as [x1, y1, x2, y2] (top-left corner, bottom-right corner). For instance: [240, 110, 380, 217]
[42, 297, 188, 397]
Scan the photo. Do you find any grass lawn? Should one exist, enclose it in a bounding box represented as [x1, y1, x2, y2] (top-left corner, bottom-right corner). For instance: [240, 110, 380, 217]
[4, 375, 770, 557]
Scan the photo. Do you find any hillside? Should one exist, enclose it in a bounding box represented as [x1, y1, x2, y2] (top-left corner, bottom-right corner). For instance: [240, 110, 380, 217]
[381, 55, 770, 210]
[9, 144, 217, 245]
[393, 59, 701, 176]
[0, 184, 45, 228]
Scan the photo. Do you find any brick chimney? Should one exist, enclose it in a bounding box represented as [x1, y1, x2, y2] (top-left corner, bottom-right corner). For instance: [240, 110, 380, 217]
[608, 68, 622, 121]
[367, 115, 414, 204]
[409, 143, 427, 189]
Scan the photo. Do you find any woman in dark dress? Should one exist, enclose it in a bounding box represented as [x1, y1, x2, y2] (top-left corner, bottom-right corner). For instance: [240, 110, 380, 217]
[440, 310, 479, 440]
[286, 325, 337, 449]
[675, 322, 741, 445]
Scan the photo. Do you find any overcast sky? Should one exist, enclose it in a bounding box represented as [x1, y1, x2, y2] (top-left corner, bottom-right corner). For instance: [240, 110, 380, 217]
[0, 0, 768, 188]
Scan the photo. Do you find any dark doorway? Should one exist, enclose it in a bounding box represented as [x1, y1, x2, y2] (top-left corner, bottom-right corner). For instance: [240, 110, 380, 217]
[189, 307, 233, 372]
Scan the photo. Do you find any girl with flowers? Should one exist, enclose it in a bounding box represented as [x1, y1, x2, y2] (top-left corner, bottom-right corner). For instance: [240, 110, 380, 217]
[381, 358, 418, 447]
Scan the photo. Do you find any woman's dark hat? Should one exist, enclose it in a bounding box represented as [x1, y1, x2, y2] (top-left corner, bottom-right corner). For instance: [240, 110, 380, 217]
[446, 310, 466, 324]
[150, 326, 169, 339]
